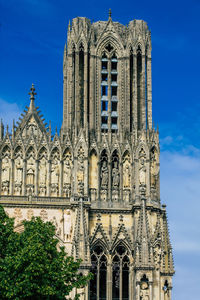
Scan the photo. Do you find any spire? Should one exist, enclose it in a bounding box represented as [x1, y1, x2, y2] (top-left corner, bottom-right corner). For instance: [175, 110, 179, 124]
[28, 83, 37, 112]
[136, 197, 152, 267]
[109, 8, 112, 20]
[71, 199, 90, 265]
[0, 119, 4, 140]
[161, 205, 175, 274]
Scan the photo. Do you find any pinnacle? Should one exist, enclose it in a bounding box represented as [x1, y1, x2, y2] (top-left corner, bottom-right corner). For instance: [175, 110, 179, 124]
[28, 83, 37, 113]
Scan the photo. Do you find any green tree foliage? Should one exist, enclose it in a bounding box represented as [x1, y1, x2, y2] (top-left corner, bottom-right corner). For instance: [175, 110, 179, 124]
[0, 205, 91, 300]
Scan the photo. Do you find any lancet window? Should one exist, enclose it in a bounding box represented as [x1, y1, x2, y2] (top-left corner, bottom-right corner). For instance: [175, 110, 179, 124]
[101, 45, 118, 132]
[112, 245, 130, 300]
[89, 244, 130, 300]
[90, 245, 107, 300]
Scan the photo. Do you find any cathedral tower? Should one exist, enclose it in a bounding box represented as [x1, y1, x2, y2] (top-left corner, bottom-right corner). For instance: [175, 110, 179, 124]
[0, 13, 174, 300]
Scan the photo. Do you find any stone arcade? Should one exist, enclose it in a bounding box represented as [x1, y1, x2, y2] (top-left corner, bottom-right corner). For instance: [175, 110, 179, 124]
[0, 13, 174, 300]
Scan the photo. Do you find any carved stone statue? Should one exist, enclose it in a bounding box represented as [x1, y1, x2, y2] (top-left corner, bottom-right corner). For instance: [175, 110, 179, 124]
[123, 160, 131, 188]
[2, 156, 10, 183]
[63, 209, 72, 241]
[51, 159, 59, 185]
[51, 158, 59, 196]
[14, 156, 23, 184]
[39, 157, 47, 184]
[63, 153, 72, 185]
[77, 147, 84, 195]
[27, 157, 35, 185]
[112, 161, 119, 188]
[101, 160, 108, 189]
[154, 244, 161, 270]
[139, 149, 146, 185]
[140, 280, 149, 300]
[150, 150, 159, 188]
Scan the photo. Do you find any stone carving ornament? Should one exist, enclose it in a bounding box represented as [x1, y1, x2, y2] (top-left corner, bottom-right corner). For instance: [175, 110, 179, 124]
[63, 209, 72, 241]
[39, 155, 47, 196]
[1, 154, 10, 195]
[77, 147, 84, 195]
[139, 149, 146, 185]
[123, 154, 131, 188]
[112, 161, 119, 188]
[63, 151, 72, 197]
[51, 151, 60, 196]
[150, 148, 159, 188]
[101, 160, 108, 189]
[140, 280, 149, 300]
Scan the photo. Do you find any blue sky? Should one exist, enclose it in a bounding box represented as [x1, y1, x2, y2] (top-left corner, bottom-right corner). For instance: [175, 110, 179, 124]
[1, 0, 200, 298]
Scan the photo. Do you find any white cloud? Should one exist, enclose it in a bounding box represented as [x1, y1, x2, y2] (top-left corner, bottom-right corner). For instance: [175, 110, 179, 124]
[0, 98, 21, 129]
[160, 149, 200, 299]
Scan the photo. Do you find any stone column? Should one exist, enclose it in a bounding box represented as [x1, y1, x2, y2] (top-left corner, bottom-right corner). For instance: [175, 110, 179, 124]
[119, 161, 123, 202]
[75, 51, 79, 136]
[147, 56, 152, 129]
[10, 158, 14, 195]
[108, 159, 112, 203]
[59, 160, 63, 196]
[47, 160, 51, 197]
[107, 255, 112, 300]
[84, 51, 88, 130]
[89, 53, 95, 131]
[133, 54, 138, 129]
[35, 159, 39, 196]
[141, 54, 146, 129]
[97, 161, 101, 202]
[22, 159, 26, 195]
[149, 281, 153, 300]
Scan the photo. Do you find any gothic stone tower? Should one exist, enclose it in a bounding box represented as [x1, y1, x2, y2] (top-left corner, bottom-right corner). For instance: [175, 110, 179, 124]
[0, 14, 174, 300]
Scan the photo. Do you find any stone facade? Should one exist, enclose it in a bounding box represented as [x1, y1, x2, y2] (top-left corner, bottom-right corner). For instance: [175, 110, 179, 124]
[0, 13, 174, 300]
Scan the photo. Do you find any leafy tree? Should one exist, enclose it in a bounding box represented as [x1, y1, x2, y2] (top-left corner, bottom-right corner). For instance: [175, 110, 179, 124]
[0, 205, 91, 300]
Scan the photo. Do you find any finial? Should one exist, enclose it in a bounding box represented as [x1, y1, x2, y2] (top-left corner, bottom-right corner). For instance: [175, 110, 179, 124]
[28, 83, 37, 112]
[109, 8, 112, 19]
[28, 83, 37, 101]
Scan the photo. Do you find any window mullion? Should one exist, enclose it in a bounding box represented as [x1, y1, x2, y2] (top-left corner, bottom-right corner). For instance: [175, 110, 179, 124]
[120, 259, 123, 300]
[108, 58, 111, 132]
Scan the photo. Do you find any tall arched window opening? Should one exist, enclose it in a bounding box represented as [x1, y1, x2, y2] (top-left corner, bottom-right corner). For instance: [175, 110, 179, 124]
[137, 47, 142, 130]
[90, 245, 107, 300]
[101, 46, 118, 132]
[79, 44, 84, 127]
[130, 48, 133, 132]
[112, 245, 130, 300]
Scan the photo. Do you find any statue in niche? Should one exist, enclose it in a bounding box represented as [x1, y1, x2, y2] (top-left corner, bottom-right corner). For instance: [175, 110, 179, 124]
[14, 156, 23, 184]
[14, 156, 23, 195]
[27, 209, 34, 220]
[150, 149, 159, 188]
[139, 149, 146, 185]
[154, 244, 162, 270]
[112, 161, 119, 188]
[62, 209, 72, 241]
[77, 147, 84, 195]
[14, 208, 23, 226]
[2, 156, 10, 181]
[39, 157, 47, 184]
[140, 279, 149, 300]
[40, 209, 48, 221]
[101, 160, 108, 189]
[63, 152, 72, 197]
[51, 159, 59, 184]
[27, 156, 35, 185]
[51, 157, 59, 195]
[39, 156, 47, 196]
[123, 155, 131, 188]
